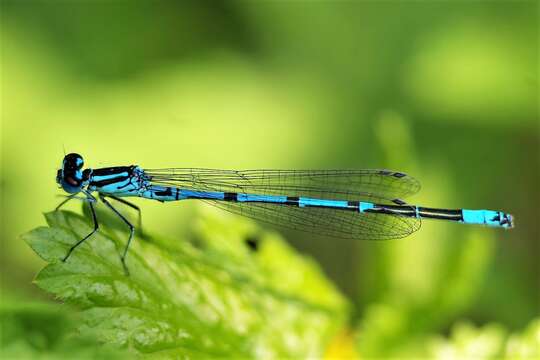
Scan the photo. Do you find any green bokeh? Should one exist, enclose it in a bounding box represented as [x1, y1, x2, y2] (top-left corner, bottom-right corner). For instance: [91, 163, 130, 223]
[1, 1, 538, 358]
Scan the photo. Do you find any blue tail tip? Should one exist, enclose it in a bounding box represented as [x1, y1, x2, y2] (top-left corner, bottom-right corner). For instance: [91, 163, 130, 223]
[462, 209, 514, 228]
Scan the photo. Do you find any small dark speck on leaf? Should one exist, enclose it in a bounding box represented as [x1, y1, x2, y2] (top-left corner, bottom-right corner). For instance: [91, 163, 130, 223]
[244, 236, 260, 252]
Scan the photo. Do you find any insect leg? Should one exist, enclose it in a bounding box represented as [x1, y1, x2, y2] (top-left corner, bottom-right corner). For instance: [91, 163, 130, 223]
[100, 195, 135, 276]
[62, 192, 99, 262]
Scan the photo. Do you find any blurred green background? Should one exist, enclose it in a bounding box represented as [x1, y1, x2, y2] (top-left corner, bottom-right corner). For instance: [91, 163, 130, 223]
[1, 0, 538, 358]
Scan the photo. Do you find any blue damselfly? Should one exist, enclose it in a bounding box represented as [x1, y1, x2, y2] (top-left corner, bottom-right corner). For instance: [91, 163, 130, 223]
[55, 153, 513, 275]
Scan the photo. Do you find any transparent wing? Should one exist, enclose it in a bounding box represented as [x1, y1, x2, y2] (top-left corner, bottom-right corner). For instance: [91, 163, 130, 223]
[145, 168, 421, 203]
[144, 168, 422, 240]
[202, 200, 421, 240]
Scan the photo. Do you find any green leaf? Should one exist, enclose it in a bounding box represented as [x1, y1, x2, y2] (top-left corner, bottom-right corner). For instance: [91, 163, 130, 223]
[23, 209, 348, 358]
[426, 318, 540, 359]
[0, 298, 126, 359]
[352, 317, 540, 359]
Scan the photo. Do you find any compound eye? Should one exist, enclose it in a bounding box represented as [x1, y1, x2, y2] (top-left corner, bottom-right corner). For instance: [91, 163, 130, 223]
[64, 153, 84, 169]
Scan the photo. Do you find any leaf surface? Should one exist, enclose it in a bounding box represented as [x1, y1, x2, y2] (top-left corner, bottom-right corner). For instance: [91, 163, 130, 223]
[23, 209, 347, 358]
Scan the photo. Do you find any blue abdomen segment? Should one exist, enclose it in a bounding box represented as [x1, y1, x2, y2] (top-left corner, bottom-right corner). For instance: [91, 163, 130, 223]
[140, 186, 513, 229]
[462, 209, 513, 228]
[237, 193, 287, 203]
[140, 187, 225, 202]
[144, 187, 358, 210]
[298, 198, 349, 208]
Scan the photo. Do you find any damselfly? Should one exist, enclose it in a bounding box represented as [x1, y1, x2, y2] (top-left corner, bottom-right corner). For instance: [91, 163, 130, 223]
[55, 153, 513, 275]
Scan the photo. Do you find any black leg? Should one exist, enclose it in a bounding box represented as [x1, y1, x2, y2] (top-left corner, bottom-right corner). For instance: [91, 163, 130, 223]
[106, 195, 143, 237]
[62, 198, 99, 262]
[100, 195, 135, 276]
[55, 194, 78, 211]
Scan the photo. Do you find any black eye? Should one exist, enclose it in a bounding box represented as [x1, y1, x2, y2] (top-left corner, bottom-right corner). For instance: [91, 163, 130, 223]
[64, 153, 84, 169]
